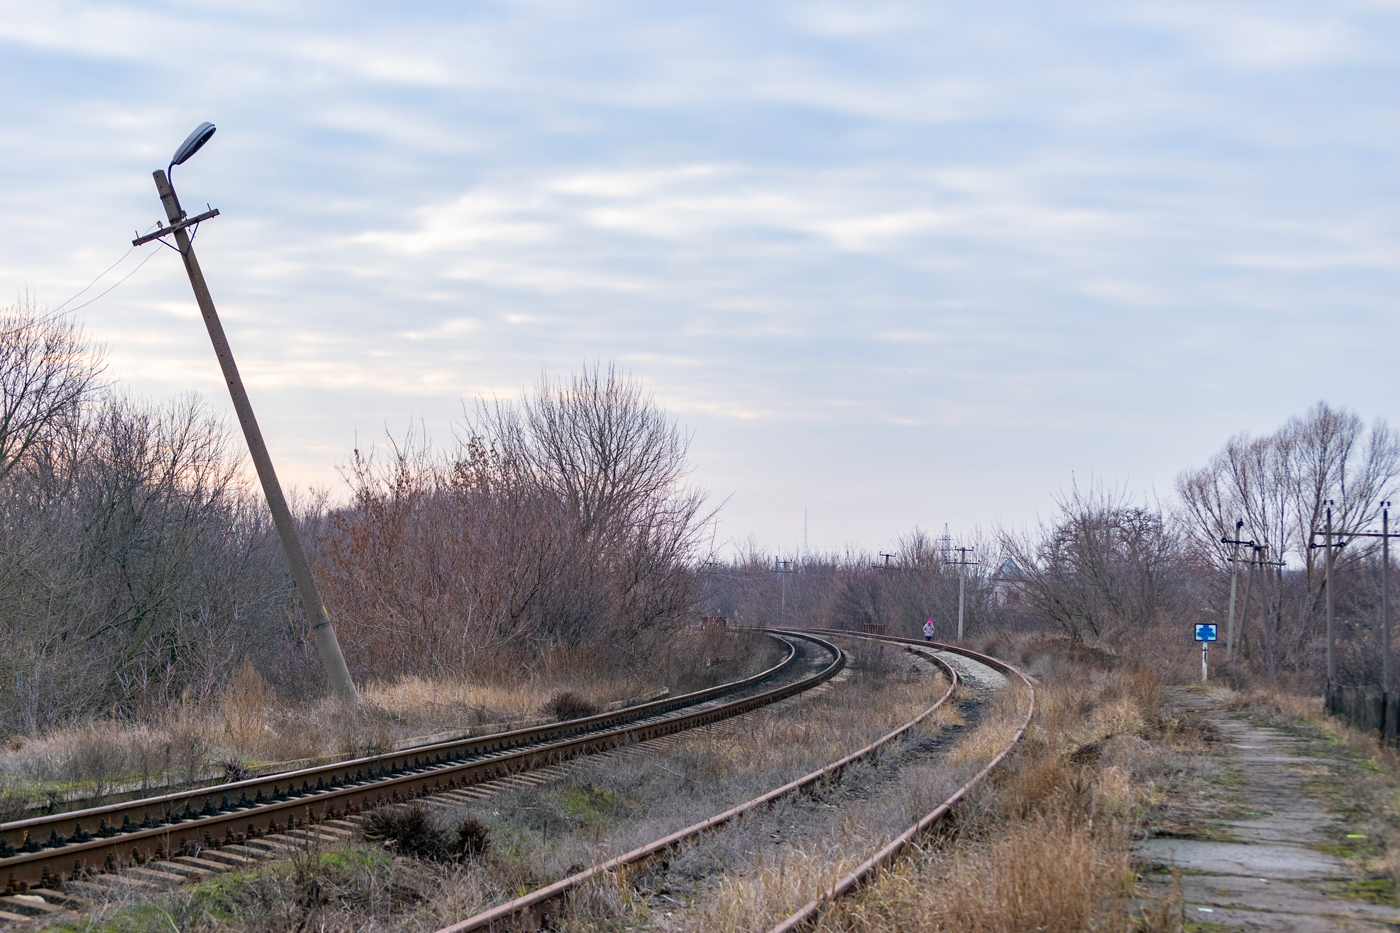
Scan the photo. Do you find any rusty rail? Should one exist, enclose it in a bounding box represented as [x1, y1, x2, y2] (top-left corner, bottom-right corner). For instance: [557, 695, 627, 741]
[764, 629, 1036, 933]
[432, 630, 959, 933]
[1, 631, 840, 890]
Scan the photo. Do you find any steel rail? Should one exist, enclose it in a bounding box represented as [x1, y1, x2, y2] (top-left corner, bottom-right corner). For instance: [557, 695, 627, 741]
[5, 636, 802, 845]
[432, 630, 958, 933]
[1, 632, 841, 891]
[1, 636, 799, 851]
[764, 629, 1036, 933]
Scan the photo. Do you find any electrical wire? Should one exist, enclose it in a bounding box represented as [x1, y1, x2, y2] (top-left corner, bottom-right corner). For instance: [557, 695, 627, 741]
[50, 222, 161, 313]
[64, 247, 161, 314]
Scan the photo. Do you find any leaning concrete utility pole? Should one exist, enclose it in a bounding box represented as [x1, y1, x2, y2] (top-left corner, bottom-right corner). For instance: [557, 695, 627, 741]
[135, 128, 358, 704]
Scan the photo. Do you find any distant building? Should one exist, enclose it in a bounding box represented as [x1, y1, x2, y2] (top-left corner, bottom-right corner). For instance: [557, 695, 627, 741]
[990, 557, 1028, 606]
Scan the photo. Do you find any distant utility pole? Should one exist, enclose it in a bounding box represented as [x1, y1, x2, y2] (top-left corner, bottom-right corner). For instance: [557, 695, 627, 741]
[1314, 501, 1395, 693]
[1304, 502, 1345, 685]
[951, 546, 979, 641]
[1327, 502, 1336, 684]
[1221, 520, 1253, 662]
[1246, 544, 1285, 672]
[135, 126, 358, 704]
[879, 552, 895, 569]
[772, 558, 798, 628]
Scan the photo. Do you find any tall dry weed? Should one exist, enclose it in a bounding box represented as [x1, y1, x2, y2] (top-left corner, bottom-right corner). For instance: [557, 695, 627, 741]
[824, 811, 1132, 933]
[219, 657, 274, 753]
[815, 635, 1170, 932]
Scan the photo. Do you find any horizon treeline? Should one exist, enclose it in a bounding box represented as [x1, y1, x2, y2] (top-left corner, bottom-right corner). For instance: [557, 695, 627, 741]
[706, 401, 1400, 688]
[3, 300, 1398, 736]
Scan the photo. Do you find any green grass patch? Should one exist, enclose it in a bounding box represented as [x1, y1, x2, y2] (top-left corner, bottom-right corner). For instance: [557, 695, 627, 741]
[562, 784, 615, 825]
[1339, 877, 1399, 906]
[317, 846, 391, 873]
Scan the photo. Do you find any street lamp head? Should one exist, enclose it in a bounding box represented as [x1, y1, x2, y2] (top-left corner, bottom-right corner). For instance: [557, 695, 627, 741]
[168, 122, 216, 176]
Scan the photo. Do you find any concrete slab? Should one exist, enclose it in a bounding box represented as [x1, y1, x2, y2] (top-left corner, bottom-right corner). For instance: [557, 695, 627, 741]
[1135, 689, 1400, 932]
[1136, 839, 1350, 881]
[1143, 873, 1400, 924]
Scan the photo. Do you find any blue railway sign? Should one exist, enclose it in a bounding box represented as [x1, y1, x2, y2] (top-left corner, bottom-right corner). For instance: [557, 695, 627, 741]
[1195, 623, 1218, 642]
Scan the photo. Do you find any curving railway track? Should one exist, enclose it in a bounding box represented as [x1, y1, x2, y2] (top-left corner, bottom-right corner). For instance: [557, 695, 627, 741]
[429, 628, 1034, 933]
[766, 629, 1035, 933]
[0, 630, 843, 910]
[0, 629, 1033, 931]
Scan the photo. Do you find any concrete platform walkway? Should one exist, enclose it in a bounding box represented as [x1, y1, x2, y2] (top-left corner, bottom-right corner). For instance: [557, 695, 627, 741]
[1136, 690, 1400, 931]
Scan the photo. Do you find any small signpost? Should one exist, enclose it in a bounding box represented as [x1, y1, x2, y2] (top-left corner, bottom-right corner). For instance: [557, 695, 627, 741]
[1195, 623, 1218, 682]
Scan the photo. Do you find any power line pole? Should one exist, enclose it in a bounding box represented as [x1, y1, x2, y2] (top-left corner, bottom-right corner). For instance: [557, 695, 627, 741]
[1238, 545, 1258, 657]
[137, 169, 358, 704]
[951, 546, 978, 640]
[1257, 544, 1278, 673]
[1313, 503, 1395, 694]
[772, 557, 797, 628]
[1327, 501, 1336, 686]
[1221, 520, 1253, 662]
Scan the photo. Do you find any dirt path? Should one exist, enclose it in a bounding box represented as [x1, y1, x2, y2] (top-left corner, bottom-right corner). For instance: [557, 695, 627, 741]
[1137, 689, 1400, 931]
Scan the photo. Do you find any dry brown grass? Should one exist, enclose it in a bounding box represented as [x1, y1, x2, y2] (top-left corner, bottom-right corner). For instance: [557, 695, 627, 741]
[1223, 686, 1400, 773]
[677, 671, 954, 786]
[823, 810, 1132, 933]
[808, 640, 1175, 933]
[1, 630, 778, 813]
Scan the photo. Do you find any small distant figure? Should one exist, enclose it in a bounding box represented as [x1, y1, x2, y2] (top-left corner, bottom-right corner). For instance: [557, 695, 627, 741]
[923, 618, 934, 642]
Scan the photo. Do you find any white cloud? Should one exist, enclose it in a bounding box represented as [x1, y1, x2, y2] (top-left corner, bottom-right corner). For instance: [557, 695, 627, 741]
[0, 0, 1397, 549]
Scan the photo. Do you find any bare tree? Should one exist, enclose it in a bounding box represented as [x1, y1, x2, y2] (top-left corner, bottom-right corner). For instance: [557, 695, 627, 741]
[0, 392, 297, 732]
[1175, 401, 1400, 673]
[999, 482, 1187, 642]
[0, 299, 104, 482]
[472, 362, 694, 542]
[317, 364, 716, 680]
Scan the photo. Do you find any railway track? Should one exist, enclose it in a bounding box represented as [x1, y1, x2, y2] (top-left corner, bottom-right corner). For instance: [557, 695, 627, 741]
[0, 630, 843, 911]
[767, 629, 1035, 932]
[431, 628, 982, 933]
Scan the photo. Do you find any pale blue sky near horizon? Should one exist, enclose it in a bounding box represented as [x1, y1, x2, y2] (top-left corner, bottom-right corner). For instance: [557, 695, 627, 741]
[1, 0, 1397, 557]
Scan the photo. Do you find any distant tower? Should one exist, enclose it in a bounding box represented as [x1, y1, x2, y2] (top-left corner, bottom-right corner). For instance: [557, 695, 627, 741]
[804, 510, 809, 565]
[941, 523, 952, 564]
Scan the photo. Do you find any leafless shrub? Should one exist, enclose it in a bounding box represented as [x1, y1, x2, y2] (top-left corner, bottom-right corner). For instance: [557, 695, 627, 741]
[363, 803, 492, 862]
[997, 481, 1191, 644]
[544, 691, 599, 721]
[0, 389, 299, 734]
[318, 362, 715, 682]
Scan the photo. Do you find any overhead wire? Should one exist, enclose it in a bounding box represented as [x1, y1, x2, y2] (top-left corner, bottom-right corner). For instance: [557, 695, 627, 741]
[49, 222, 162, 314]
[64, 247, 162, 314]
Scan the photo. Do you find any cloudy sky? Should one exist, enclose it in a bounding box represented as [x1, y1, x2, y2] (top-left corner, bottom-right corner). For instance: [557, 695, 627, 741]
[1, 0, 1396, 555]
